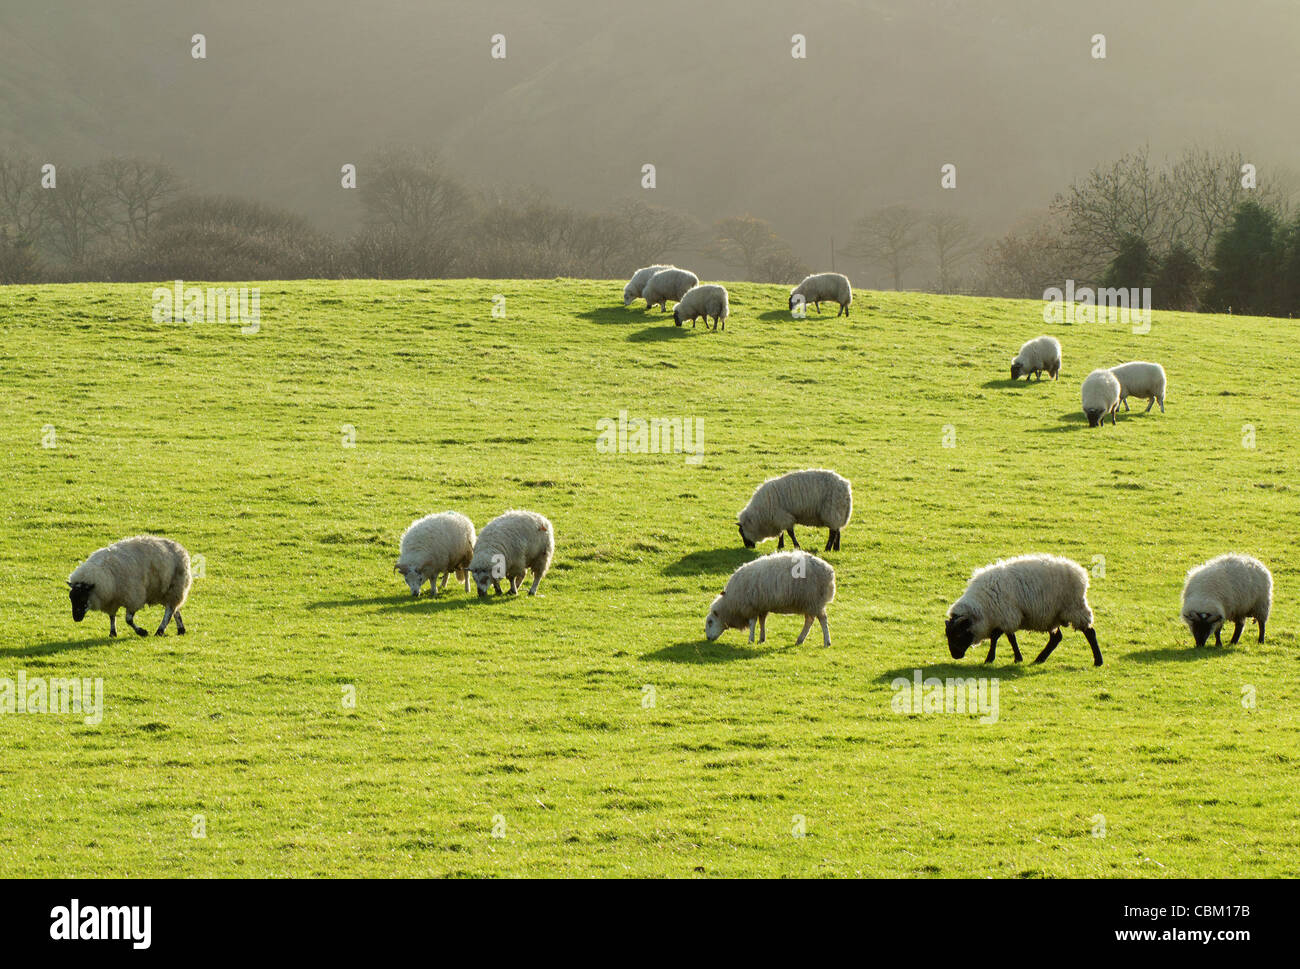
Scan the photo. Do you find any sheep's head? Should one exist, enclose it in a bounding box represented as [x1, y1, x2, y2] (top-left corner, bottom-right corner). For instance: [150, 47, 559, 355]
[945, 611, 976, 658]
[470, 566, 495, 598]
[1183, 609, 1222, 647]
[1083, 407, 1103, 427]
[395, 563, 423, 597]
[68, 581, 94, 622]
[623, 287, 636, 307]
[705, 596, 725, 641]
[672, 305, 683, 326]
[1010, 359, 1024, 380]
[736, 521, 756, 549]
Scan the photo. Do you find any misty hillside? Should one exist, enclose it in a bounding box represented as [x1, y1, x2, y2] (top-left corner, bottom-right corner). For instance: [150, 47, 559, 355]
[3, 0, 1298, 274]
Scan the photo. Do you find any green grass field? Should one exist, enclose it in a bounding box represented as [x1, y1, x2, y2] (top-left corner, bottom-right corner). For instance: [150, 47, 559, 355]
[0, 278, 1297, 877]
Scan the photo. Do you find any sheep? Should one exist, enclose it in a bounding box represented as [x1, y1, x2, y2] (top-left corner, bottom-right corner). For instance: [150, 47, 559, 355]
[1081, 368, 1121, 427]
[945, 554, 1102, 666]
[67, 535, 192, 637]
[788, 272, 852, 317]
[1110, 361, 1166, 414]
[641, 268, 699, 311]
[1181, 554, 1272, 647]
[468, 509, 554, 598]
[1010, 335, 1061, 381]
[623, 264, 672, 307]
[705, 551, 836, 647]
[672, 284, 730, 330]
[737, 469, 852, 552]
[394, 512, 476, 598]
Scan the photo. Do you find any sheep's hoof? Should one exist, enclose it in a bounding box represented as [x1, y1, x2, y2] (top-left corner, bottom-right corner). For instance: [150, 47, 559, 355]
[155, 630, 166, 637]
[134, 628, 148, 637]
[177, 628, 187, 635]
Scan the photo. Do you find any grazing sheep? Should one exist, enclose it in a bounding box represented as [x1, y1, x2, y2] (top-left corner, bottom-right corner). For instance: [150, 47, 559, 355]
[1010, 335, 1062, 381]
[737, 469, 853, 552]
[1081, 369, 1122, 427]
[945, 554, 1102, 666]
[788, 272, 852, 317]
[394, 512, 476, 598]
[642, 268, 699, 311]
[705, 551, 836, 646]
[623, 264, 672, 307]
[68, 535, 192, 637]
[1181, 554, 1272, 647]
[673, 284, 730, 330]
[468, 509, 554, 598]
[1110, 361, 1166, 414]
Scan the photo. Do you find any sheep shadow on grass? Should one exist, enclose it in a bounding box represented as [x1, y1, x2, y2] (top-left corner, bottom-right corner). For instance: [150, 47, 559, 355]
[1032, 411, 1116, 432]
[981, 377, 1053, 390]
[872, 661, 1031, 683]
[663, 546, 756, 577]
[576, 306, 645, 325]
[1, 636, 113, 658]
[640, 640, 773, 663]
[625, 325, 696, 342]
[374, 592, 504, 615]
[1125, 644, 1235, 664]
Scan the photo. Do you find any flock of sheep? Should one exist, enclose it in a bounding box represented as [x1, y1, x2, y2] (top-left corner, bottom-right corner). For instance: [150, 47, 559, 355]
[1009, 335, 1168, 427]
[62, 271, 1274, 671]
[622, 265, 854, 329]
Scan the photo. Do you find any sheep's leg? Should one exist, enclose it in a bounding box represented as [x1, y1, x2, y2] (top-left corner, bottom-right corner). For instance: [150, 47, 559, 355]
[492, 578, 504, 596]
[985, 630, 1000, 663]
[1007, 631, 1023, 663]
[1214, 626, 1223, 647]
[786, 527, 800, 549]
[528, 570, 543, 596]
[824, 530, 835, 552]
[795, 615, 815, 645]
[1122, 396, 1130, 411]
[1084, 626, 1102, 666]
[155, 605, 175, 636]
[173, 611, 186, 635]
[439, 571, 450, 590]
[1258, 618, 1266, 643]
[1157, 396, 1165, 413]
[835, 530, 842, 551]
[748, 618, 757, 643]
[758, 614, 766, 643]
[509, 576, 522, 595]
[777, 532, 785, 550]
[1032, 628, 1064, 664]
[1144, 397, 1154, 413]
[817, 613, 830, 647]
[1230, 620, 1243, 645]
[124, 611, 148, 637]
[109, 613, 117, 638]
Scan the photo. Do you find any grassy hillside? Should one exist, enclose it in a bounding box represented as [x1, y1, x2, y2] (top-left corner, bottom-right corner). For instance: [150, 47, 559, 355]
[0, 278, 1296, 877]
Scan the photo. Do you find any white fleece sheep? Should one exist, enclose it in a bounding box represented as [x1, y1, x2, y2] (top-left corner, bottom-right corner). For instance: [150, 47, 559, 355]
[1010, 335, 1061, 381]
[623, 264, 672, 306]
[1181, 554, 1272, 647]
[68, 535, 192, 637]
[468, 509, 555, 598]
[705, 551, 836, 646]
[1110, 361, 1166, 414]
[1081, 369, 1122, 427]
[673, 284, 730, 330]
[788, 272, 852, 317]
[642, 268, 699, 311]
[945, 553, 1102, 666]
[394, 511, 476, 597]
[737, 469, 853, 552]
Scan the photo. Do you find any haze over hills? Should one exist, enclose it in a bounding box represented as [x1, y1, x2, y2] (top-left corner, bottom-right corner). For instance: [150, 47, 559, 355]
[3, 0, 1298, 281]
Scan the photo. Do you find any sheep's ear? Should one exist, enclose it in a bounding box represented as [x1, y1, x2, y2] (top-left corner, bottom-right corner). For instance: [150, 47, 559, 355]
[394, 564, 407, 574]
[66, 580, 73, 587]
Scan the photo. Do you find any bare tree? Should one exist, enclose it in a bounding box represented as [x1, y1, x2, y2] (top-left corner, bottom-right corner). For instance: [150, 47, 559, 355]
[361, 149, 473, 275]
[97, 157, 181, 246]
[973, 210, 1078, 299]
[614, 200, 698, 264]
[845, 204, 923, 290]
[927, 211, 980, 292]
[705, 215, 800, 281]
[40, 166, 110, 266]
[0, 152, 45, 237]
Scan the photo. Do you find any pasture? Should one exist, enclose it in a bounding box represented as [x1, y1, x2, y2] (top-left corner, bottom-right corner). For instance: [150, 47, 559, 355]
[0, 278, 1296, 876]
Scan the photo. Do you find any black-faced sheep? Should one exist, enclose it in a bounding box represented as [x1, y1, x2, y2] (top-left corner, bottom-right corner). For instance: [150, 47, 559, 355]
[68, 535, 192, 637]
[737, 469, 852, 552]
[1181, 554, 1272, 647]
